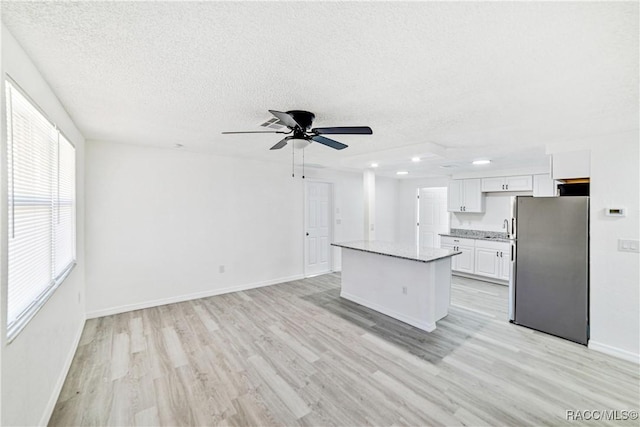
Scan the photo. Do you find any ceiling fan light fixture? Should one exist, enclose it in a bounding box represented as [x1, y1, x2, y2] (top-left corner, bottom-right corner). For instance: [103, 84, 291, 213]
[472, 159, 491, 165]
[292, 139, 311, 149]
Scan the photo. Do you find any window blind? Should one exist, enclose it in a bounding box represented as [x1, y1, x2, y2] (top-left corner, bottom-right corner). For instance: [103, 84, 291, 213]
[6, 80, 76, 338]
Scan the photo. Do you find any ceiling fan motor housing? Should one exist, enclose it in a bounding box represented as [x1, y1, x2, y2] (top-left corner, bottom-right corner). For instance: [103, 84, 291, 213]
[286, 110, 315, 130]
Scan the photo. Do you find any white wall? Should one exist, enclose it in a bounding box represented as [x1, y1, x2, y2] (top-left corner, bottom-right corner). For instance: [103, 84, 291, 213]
[375, 176, 399, 242]
[295, 167, 366, 273]
[587, 131, 639, 362]
[85, 143, 367, 316]
[1, 25, 86, 426]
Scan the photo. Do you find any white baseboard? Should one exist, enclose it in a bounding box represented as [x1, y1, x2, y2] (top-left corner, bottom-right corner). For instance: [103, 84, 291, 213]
[340, 291, 436, 332]
[39, 315, 86, 426]
[588, 340, 640, 364]
[86, 274, 305, 319]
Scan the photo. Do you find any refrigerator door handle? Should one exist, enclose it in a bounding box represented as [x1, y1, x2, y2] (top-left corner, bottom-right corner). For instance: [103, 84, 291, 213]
[508, 240, 516, 322]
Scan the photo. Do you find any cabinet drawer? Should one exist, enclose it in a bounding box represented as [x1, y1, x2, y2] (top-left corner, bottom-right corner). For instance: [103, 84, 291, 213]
[441, 236, 475, 247]
[474, 239, 509, 251]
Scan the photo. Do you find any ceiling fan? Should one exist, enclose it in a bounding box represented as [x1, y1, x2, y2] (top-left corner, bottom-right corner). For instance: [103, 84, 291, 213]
[222, 110, 373, 150]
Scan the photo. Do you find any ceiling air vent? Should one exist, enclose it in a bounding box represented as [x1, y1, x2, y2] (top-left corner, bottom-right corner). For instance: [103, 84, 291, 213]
[258, 117, 287, 130]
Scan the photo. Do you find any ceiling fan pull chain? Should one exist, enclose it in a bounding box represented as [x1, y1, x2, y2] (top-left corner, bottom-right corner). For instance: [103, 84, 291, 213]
[302, 146, 305, 179]
[291, 140, 295, 178]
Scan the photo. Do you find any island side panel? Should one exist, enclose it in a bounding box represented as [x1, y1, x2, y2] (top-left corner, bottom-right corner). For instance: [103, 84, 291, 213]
[340, 248, 447, 332]
[433, 257, 452, 321]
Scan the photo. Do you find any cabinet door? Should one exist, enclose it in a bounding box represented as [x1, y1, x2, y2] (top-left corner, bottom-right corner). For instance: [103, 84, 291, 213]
[533, 174, 557, 197]
[455, 245, 475, 273]
[447, 180, 463, 212]
[505, 175, 533, 191]
[499, 250, 511, 281]
[462, 179, 484, 212]
[552, 150, 590, 179]
[481, 177, 505, 192]
[474, 248, 500, 279]
[441, 243, 458, 270]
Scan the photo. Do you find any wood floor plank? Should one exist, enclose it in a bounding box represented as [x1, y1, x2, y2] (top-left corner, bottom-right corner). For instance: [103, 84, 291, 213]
[247, 355, 311, 419]
[50, 273, 640, 426]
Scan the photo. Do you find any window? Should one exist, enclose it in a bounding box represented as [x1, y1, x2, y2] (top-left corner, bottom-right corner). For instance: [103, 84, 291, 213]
[5, 79, 76, 340]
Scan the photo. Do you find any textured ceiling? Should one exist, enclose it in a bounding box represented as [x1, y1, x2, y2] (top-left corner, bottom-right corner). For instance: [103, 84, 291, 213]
[2, 1, 638, 177]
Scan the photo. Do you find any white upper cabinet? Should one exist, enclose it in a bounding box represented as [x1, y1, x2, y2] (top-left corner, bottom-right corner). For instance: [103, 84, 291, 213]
[533, 174, 558, 197]
[480, 177, 504, 192]
[448, 179, 484, 213]
[447, 180, 464, 212]
[463, 179, 484, 211]
[552, 150, 590, 179]
[481, 175, 533, 192]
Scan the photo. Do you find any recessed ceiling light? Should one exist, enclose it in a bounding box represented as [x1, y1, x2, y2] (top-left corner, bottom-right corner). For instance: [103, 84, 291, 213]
[411, 157, 421, 162]
[370, 163, 379, 168]
[472, 159, 491, 165]
[396, 171, 409, 175]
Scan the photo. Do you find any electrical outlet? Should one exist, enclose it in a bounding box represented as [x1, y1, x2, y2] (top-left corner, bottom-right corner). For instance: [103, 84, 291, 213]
[618, 239, 639, 253]
[219, 265, 225, 273]
[402, 286, 408, 295]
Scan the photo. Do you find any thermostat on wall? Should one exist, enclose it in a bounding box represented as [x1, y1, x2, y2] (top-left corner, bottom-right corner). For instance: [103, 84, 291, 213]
[605, 207, 626, 217]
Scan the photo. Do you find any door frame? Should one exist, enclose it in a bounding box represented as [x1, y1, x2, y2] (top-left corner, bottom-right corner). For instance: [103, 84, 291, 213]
[303, 179, 334, 277]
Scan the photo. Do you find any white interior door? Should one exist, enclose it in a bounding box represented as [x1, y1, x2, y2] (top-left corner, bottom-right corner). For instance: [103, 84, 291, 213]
[418, 187, 449, 248]
[305, 181, 331, 277]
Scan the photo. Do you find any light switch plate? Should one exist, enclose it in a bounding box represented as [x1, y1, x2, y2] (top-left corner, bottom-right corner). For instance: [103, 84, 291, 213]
[618, 239, 639, 253]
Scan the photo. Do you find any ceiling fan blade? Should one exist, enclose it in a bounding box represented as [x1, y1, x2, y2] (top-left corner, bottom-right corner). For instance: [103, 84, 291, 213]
[311, 126, 373, 135]
[270, 137, 291, 150]
[222, 130, 286, 134]
[311, 135, 348, 150]
[268, 110, 301, 129]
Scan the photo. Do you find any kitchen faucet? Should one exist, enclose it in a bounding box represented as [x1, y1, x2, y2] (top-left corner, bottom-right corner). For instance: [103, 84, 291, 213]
[503, 219, 509, 230]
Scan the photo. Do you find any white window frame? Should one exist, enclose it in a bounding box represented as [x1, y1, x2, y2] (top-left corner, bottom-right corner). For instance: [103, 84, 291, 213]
[4, 76, 77, 342]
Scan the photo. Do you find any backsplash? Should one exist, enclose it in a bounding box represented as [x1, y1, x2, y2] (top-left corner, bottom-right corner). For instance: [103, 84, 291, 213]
[450, 193, 512, 232]
[448, 228, 509, 239]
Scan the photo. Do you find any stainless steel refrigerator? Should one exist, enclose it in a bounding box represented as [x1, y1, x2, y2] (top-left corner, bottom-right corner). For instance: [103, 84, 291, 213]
[508, 196, 589, 345]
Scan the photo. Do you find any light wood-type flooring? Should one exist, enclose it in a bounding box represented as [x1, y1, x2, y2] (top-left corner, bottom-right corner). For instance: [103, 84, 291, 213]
[51, 274, 639, 426]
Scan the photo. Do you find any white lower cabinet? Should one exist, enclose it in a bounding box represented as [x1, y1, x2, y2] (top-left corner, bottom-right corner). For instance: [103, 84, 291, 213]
[474, 240, 510, 281]
[441, 237, 475, 274]
[475, 248, 501, 278]
[499, 248, 511, 281]
[454, 245, 475, 274]
[442, 236, 510, 282]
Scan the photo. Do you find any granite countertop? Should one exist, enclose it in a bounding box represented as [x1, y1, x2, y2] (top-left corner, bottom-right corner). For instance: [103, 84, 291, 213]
[439, 228, 513, 243]
[331, 240, 461, 263]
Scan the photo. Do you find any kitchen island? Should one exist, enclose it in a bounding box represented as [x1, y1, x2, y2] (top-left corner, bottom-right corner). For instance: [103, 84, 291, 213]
[331, 241, 460, 332]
